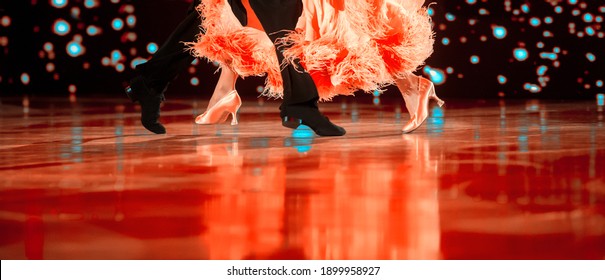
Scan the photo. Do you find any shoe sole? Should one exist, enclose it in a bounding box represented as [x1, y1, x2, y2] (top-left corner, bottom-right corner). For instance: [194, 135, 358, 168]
[282, 116, 346, 136]
[402, 119, 426, 134]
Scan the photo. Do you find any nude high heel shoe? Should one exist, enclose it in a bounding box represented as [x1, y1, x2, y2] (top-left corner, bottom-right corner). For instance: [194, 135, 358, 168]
[195, 90, 242, 125]
[401, 79, 444, 134]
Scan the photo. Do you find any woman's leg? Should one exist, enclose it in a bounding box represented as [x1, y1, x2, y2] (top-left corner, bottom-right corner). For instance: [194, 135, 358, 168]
[206, 66, 238, 110]
[396, 75, 444, 133]
[395, 76, 419, 121]
[195, 66, 242, 125]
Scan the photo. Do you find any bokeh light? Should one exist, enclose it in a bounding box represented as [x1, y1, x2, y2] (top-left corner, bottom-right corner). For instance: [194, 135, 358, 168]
[53, 19, 71, 36]
[424, 66, 446, 85]
[514, 48, 529, 61]
[0, 0, 601, 100]
[112, 18, 124, 31]
[1, 16, 10, 27]
[66, 41, 85, 57]
[51, 0, 68, 9]
[147, 43, 158, 54]
[492, 26, 507, 39]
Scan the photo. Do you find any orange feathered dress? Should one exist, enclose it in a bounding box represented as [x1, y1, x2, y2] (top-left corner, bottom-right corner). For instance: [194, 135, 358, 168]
[188, 0, 435, 101]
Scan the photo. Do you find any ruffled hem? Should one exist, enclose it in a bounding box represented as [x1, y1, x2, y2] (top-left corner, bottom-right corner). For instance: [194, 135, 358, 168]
[187, 0, 435, 101]
[186, 0, 283, 99]
[281, 0, 434, 100]
[280, 33, 393, 100]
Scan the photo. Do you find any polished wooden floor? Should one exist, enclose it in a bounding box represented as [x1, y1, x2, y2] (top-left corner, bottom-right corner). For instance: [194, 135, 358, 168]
[0, 95, 604, 260]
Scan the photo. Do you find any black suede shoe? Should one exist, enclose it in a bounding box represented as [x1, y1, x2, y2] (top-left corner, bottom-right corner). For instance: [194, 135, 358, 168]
[281, 106, 346, 137]
[125, 76, 166, 134]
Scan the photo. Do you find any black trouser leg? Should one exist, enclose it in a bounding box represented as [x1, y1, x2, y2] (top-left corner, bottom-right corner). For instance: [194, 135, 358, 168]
[127, 0, 247, 134]
[135, 0, 248, 94]
[134, 0, 201, 94]
[245, 0, 345, 136]
[247, 0, 319, 107]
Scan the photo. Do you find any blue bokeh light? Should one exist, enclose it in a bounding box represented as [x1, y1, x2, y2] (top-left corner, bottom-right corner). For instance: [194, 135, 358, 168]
[53, 19, 70, 36]
[84, 0, 99, 9]
[112, 18, 124, 30]
[86, 25, 100, 36]
[147, 43, 158, 54]
[586, 53, 596, 62]
[66, 41, 84, 57]
[585, 27, 595, 36]
[493, 26, 507, 39]
[51, 0, 68, 8]
[514, 48, 529, 61]
[424, 66, 446, 85]
[126, 15, 136, 27]
[524, 83, 542, 93]
[111, 50, 123, 63]
[131, 57, 147, 69]
[497, 75, 507, 84]
[537, 66, 548, 76]
[291, 125, 315, 153]
[540, 52, 557, 60]
[21, 73, 30, 85]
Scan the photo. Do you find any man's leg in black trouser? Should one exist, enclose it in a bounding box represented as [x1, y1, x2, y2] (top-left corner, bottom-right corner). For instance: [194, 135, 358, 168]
[247, 0, 318, 106]
[127, 0, 247, 134]
[247, 0, 345, 136]
[133, 3, 199, 94]
[136, 0, 248, 93]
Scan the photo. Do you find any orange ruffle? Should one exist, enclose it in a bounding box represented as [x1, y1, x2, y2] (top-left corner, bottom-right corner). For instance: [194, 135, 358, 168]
[186, 0, 283, 98]
[188, 0, 434, 101]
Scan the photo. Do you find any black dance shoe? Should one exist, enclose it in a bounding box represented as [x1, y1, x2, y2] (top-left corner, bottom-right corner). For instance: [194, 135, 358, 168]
[125, 76, 166, 134]
[281, 106, 346, 137]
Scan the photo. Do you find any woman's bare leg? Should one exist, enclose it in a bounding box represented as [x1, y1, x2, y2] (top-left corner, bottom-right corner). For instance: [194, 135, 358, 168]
[206, 66, 239, 110]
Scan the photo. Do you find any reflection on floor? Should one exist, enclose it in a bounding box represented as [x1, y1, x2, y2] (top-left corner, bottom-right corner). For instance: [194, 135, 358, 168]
[0, 96, 604, 259]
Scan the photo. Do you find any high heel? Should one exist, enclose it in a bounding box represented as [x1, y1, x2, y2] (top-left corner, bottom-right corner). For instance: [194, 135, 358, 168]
[195, 90, 242, 125]
[401, 78, 444, 134]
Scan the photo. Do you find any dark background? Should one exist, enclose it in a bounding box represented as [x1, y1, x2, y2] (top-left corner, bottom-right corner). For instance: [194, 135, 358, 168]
[1, 0, 603, 100]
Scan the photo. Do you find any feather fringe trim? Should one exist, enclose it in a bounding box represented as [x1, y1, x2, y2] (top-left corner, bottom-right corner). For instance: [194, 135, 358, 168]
[186, 0, 435, 101]
[185, 0, 283, 98]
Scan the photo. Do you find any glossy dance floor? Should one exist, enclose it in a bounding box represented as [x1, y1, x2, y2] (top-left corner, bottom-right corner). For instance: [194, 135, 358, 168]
[0, 96, 604, 260]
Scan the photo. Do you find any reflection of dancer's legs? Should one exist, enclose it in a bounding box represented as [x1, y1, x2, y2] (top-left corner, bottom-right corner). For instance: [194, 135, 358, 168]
[125, 0, 247, 134]
[247, 0, 346, 136]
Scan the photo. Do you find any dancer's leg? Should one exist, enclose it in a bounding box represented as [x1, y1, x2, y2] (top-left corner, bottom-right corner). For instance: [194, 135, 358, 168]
[195, 66, 242, 125]
[126, 0, 247, 133]
[397, 75, 444, 133]
[248, 0, 346, 136]
[206, 66, 239, 110]
[395, 76, 419, 120]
